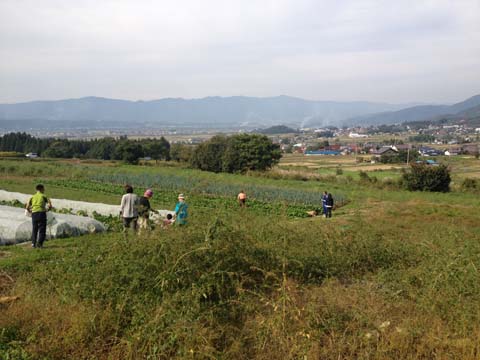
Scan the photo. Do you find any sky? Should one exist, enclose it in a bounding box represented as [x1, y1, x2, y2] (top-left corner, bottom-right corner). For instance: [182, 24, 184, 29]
[0, 0, 479, 104]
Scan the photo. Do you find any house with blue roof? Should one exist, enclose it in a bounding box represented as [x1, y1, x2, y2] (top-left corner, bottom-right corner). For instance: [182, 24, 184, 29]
[305, 150, 341, 156]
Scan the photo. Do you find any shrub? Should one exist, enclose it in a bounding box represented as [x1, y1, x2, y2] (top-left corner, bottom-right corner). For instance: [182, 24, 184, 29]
[358, 171, 370, 182]
[0, 151, 23, 158]
[461, 178, 478, 191]
[402, 163, 451, 192]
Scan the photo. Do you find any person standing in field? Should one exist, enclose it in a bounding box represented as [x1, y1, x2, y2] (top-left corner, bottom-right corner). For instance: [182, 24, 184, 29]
[25, 184, 52, 248]
[325, 192, 334, 218]
[174, 194, 188, 226]
[137, 188, 155, 234]
[237, 190, 247, 208]
[322, 191, 328, 218]
[120, 184, 139, 237]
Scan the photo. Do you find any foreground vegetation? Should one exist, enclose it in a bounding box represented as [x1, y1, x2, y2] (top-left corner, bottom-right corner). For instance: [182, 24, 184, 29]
[1, 157, 480, 359]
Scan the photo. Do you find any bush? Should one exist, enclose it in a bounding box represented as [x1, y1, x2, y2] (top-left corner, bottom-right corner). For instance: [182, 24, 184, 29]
[358, 171, 370, 182]
[402, 163, 451, 192]
[461, 178, 478, 191]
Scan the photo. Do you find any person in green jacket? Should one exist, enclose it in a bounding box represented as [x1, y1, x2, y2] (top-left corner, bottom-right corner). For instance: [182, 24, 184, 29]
[25, 184, 52, 248]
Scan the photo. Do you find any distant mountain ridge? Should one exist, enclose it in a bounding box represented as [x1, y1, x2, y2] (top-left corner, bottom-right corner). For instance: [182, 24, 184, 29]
[347, 94, 480, 125]
[0, 95, 413, 129]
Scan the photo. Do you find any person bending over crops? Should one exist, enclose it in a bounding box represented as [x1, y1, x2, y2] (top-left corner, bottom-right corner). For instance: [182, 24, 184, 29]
[26, 184, 53, 248]
[237, 190, 247, 208]
[137, 188, 156, 234]
[174, 194, 188, 226]
[120, 184, 139, 237]
[163, 213, 174, 228]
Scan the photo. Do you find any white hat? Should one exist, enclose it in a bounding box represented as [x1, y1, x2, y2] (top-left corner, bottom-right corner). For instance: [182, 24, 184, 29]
[178, 193, 185, 199]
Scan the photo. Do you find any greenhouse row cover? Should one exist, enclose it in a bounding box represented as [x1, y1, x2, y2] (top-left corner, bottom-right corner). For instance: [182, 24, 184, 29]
[0, 205, 106, 245]
[0, 189, 119, 216]
[0, 190, 174, 219]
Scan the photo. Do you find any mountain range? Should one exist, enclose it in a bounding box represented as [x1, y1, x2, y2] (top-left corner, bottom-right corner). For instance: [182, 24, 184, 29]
[0, 94, 479, 130]
[347, 94, 480, 126]
[0, 96, 414, 130]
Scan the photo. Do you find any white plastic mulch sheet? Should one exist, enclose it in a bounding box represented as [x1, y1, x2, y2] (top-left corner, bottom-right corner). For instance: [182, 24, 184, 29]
[0, 189, 120, 216]
[0, 189, 175, 219]
[0, 205, 106, 245]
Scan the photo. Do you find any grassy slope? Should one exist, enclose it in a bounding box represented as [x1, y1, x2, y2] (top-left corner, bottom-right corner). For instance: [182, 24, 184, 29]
[1, 159, 480, 359]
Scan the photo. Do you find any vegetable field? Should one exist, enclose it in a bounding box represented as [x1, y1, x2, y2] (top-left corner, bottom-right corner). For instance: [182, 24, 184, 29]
[1, 158, 480, 359]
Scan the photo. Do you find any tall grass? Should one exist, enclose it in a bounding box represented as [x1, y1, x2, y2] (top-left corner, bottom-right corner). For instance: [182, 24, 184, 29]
[2, 158, 480, 358]
[2, 204, 480, 359]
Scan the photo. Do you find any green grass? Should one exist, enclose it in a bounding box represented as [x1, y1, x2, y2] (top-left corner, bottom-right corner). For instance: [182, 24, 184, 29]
[1, 158, 480, 359]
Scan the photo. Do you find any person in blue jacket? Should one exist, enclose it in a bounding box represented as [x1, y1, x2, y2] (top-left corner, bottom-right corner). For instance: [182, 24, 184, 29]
[321, 191, 328, 218]
[174, 194, 188, 225]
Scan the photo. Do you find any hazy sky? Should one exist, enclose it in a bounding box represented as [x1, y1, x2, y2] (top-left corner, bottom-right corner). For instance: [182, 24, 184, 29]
[1, 0, 479, 104]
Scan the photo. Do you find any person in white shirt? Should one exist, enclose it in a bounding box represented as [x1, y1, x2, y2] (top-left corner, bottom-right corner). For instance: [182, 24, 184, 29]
[120, 184, 139, 237]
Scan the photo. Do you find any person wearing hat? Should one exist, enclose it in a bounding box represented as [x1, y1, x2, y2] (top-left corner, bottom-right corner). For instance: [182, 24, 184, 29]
[137, 188, 155, 234]
[174, 194, 188, 226]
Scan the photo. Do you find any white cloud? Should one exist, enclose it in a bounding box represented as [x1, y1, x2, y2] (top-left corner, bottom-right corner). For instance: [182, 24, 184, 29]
[0, 0, 479, 103]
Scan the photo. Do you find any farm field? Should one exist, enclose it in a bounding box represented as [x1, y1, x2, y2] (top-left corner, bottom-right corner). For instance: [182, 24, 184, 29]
[1, 157, 480, 359]
[279, 153, 480, 184]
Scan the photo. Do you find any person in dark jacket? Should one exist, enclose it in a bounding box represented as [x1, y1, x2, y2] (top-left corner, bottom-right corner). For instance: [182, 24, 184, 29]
[325, 193, 334, 218]
[138, 188, 155, 233]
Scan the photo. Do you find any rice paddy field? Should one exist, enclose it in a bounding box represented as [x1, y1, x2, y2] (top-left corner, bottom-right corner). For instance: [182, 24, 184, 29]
[1, 156, 480, 359]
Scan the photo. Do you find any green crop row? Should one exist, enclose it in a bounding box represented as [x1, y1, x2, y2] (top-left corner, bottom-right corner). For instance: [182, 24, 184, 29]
[90, 172, 348, 207]
[38, 178, 338, 218]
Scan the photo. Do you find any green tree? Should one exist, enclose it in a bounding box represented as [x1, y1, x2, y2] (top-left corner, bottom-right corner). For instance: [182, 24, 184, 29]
[170, 143, 194, 162]
[380, 150, 419, 164]
[190, 135, 228, 172]
[143, 137, 171, 162]
[86, 138, 116, 160]
[43, 140, 74, 158]
[222, 134, 281, 173]
[402, 163, 451, 192]
[113, 141, 144, 164]
[191, 134, 281, 173]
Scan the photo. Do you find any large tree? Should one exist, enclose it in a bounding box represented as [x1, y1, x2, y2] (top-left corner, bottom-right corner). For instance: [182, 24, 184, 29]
[170, 143, 194, 162]
[113, 141, 144, 165]
[190, 135, 229, 172]
[191, 134, 281, 173]
[143, 137, 171, 161]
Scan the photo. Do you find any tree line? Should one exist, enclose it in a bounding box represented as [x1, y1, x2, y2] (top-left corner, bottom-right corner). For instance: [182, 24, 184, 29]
[0, 132, 281, 172]
[0, 132, 170, 164]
